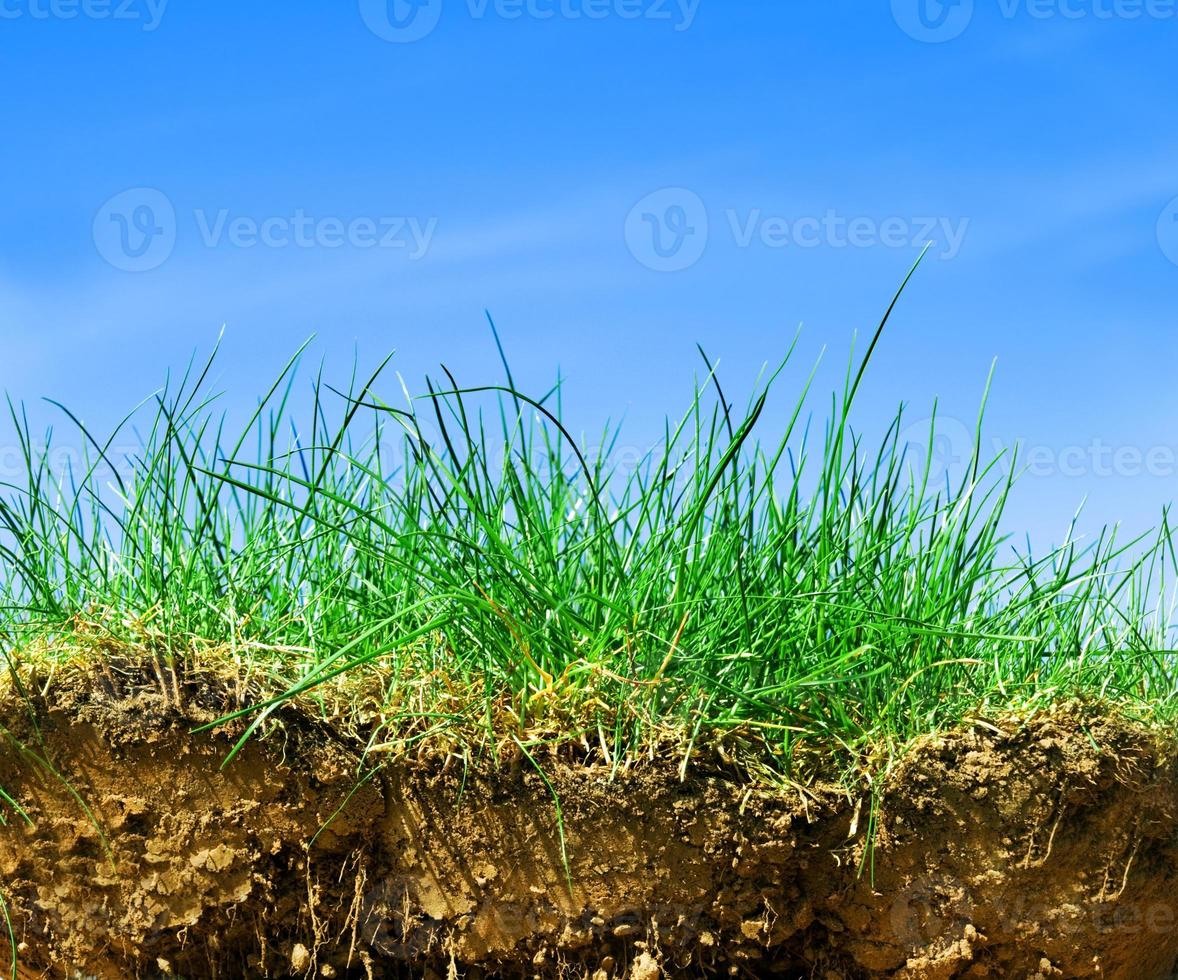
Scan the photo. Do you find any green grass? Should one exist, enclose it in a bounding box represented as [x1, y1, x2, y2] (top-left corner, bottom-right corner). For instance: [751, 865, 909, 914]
[2, 260, 1177, 784]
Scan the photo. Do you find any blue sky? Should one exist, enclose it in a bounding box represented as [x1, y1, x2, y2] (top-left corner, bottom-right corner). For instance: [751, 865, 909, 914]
[1, 0, 1176, 550]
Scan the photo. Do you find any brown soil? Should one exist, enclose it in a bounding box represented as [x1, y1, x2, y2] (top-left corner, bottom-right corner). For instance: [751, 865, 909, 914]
[3, 676, 1178, 979]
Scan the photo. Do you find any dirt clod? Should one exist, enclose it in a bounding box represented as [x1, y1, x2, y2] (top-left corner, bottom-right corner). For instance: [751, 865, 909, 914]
[629, 951, 660, 979]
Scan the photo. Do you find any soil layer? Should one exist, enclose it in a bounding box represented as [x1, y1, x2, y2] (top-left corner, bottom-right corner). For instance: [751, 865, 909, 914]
[2, 677, 1178, 979]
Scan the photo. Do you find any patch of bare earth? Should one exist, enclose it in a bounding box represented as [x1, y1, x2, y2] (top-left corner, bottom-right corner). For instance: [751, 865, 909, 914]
[2, 676, 1178, 978]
